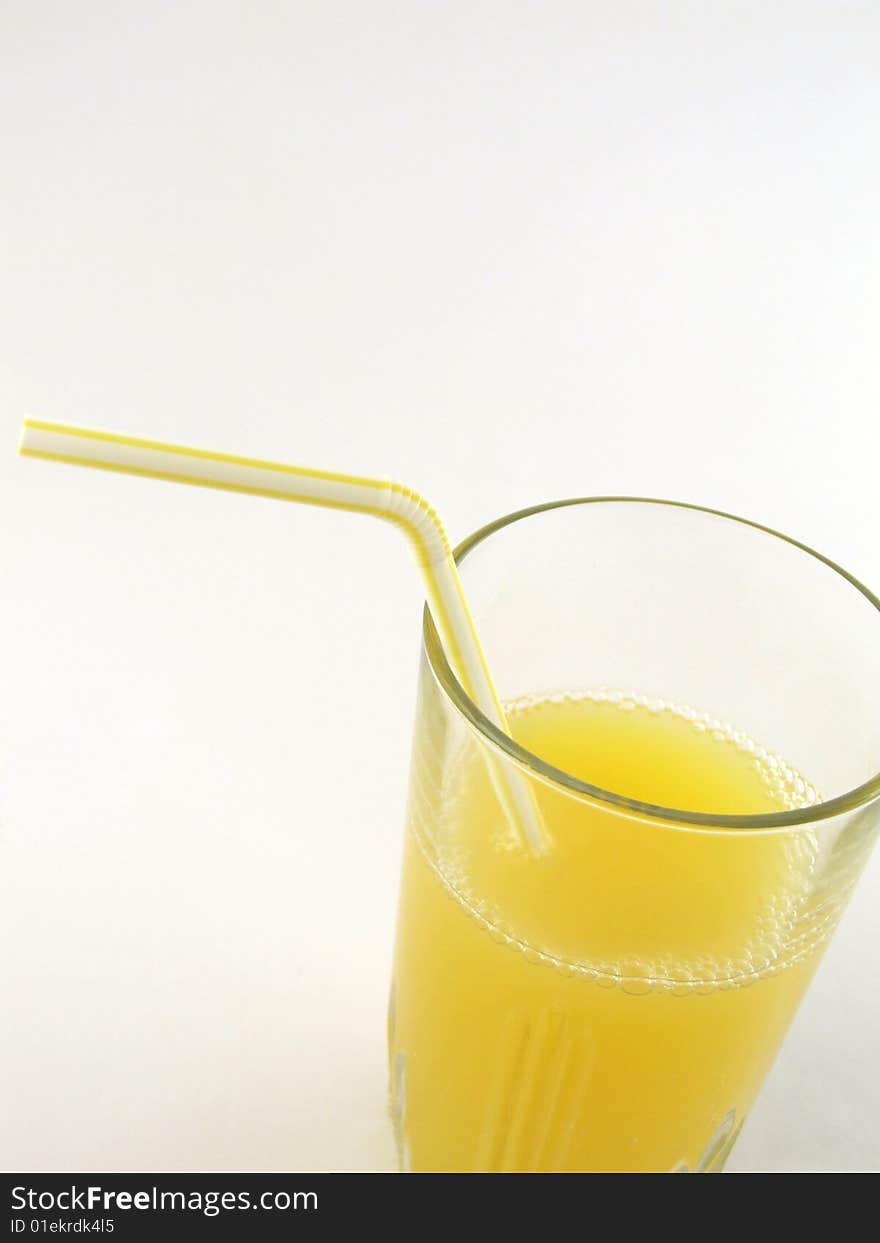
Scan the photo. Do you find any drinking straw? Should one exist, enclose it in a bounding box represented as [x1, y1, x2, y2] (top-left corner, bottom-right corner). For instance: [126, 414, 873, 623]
[19, 418, 547, 853]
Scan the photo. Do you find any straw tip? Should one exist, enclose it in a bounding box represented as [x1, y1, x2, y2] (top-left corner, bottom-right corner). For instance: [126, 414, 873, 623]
[18, 418, 35, 456]
[18, 416, 51, 456]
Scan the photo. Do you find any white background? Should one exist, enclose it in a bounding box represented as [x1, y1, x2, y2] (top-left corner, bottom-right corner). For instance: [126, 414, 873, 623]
[1, 2, 879, 1173]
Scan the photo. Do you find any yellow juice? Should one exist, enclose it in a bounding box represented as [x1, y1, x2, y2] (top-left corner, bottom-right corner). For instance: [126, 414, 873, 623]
[390, 692, 834, 1172]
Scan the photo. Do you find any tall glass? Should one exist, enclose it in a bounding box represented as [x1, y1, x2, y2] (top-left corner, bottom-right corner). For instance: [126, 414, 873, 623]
[388, 499, 880, 1173]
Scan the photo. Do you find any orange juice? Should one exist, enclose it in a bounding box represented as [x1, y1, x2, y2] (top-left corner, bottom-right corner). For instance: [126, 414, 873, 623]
[390, 692, 832, 1172]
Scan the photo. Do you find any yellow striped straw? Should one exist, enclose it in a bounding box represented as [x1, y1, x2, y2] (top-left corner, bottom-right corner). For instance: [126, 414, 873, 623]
[19, 418, 547, 854]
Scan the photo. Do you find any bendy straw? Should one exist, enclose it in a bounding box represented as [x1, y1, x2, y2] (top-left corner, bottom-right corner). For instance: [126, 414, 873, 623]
[19, 418, 547, 853]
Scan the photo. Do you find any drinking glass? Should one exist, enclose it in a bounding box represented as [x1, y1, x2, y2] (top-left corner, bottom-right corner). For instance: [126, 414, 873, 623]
[388, 499, 880, 1172]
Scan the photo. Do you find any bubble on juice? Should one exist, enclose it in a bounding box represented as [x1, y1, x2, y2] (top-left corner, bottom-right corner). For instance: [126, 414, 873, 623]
[406, 689, 839, 994]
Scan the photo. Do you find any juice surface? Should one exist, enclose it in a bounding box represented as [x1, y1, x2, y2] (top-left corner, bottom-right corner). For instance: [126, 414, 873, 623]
[390, 692, 830, 1172]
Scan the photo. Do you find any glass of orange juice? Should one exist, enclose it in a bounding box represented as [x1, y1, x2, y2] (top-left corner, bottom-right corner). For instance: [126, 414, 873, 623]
[388, 498, 880, 1173]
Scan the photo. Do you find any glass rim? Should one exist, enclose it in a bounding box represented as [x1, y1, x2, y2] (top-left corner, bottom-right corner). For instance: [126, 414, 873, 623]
[422, 496, 880, 833]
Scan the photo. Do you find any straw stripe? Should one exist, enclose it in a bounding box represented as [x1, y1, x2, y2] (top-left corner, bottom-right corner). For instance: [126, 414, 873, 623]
[20, 420, 388, 512]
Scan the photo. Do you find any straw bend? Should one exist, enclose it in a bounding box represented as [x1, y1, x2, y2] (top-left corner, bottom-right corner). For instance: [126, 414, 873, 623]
[380, 482, 452, 568]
